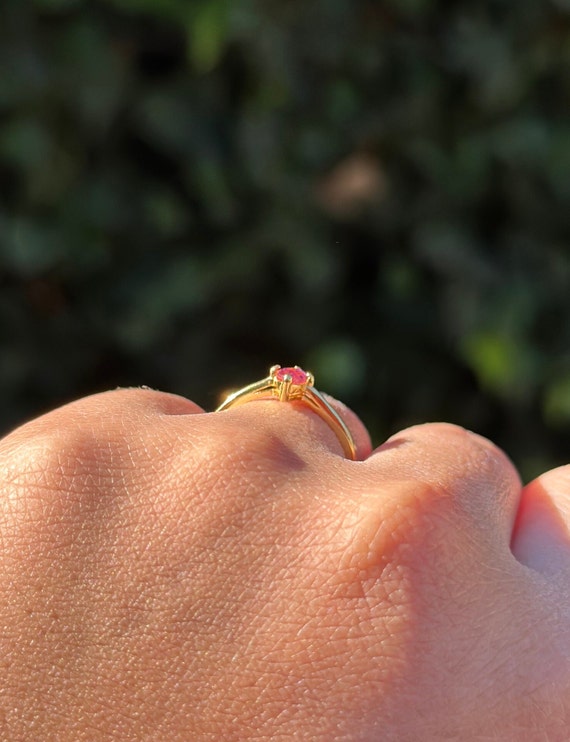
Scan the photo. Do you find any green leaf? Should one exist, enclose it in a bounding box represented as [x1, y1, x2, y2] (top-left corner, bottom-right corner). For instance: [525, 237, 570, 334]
[460, 331, 535, 401]
[188, 0, 229, 72]
[544, 376, 570, 426]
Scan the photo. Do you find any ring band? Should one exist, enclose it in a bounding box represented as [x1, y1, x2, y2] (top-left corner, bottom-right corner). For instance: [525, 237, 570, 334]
[216, 365, 357, 460]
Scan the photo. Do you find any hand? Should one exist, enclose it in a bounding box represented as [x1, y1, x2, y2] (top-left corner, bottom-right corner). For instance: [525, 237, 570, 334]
[0, 388, 568, 740]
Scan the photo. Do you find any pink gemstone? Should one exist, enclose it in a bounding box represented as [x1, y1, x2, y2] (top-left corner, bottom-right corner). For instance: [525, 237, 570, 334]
[274, 366, 308, 385]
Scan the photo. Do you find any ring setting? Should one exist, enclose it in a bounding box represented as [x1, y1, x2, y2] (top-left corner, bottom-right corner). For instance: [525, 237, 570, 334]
[216, 365, 357, 460]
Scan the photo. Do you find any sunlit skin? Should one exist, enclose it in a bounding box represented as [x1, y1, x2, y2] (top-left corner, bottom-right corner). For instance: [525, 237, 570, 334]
[0, 387, 569, 740]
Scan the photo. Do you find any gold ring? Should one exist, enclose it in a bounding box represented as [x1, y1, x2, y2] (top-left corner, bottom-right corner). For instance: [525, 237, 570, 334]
[216, 365, 357, 460]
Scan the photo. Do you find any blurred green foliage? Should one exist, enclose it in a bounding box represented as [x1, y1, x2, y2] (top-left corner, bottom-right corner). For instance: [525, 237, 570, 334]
[1, 0, 570, 479]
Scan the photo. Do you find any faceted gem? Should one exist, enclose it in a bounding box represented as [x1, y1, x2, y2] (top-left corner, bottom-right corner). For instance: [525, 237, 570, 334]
[274, 366, 308, 385]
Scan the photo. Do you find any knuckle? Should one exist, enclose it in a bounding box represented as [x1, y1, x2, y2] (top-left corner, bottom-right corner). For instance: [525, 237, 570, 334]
[0, 407, 142, 537]
[384, 422, 520, 521]
[403, 422, 513, 470]
[2, 427, 98, 515]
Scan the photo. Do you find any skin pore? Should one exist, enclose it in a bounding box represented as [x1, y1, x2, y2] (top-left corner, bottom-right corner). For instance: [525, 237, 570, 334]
[0, 387, 569, 740]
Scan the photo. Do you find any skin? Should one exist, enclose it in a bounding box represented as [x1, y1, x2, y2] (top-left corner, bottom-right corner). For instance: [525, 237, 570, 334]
[0, 388, 569, 741]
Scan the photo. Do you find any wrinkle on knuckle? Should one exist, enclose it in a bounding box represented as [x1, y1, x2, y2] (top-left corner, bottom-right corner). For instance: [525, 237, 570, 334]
[336, 480, 449, 576]
[159, 419, 304, 534]
[323, 479, 481, 643]
[206, 416, 307, 477]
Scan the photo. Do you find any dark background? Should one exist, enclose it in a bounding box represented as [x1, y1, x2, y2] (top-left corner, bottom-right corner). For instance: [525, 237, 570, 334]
[2, 0, 570, 480]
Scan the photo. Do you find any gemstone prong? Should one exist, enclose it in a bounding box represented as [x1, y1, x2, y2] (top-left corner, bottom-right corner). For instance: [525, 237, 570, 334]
[278, 376, 292, 401]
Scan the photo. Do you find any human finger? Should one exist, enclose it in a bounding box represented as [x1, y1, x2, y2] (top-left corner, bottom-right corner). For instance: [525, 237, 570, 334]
[511, 466, 570, 575]
[362, 422, 522, 549]
[0, 388, 205, 522]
